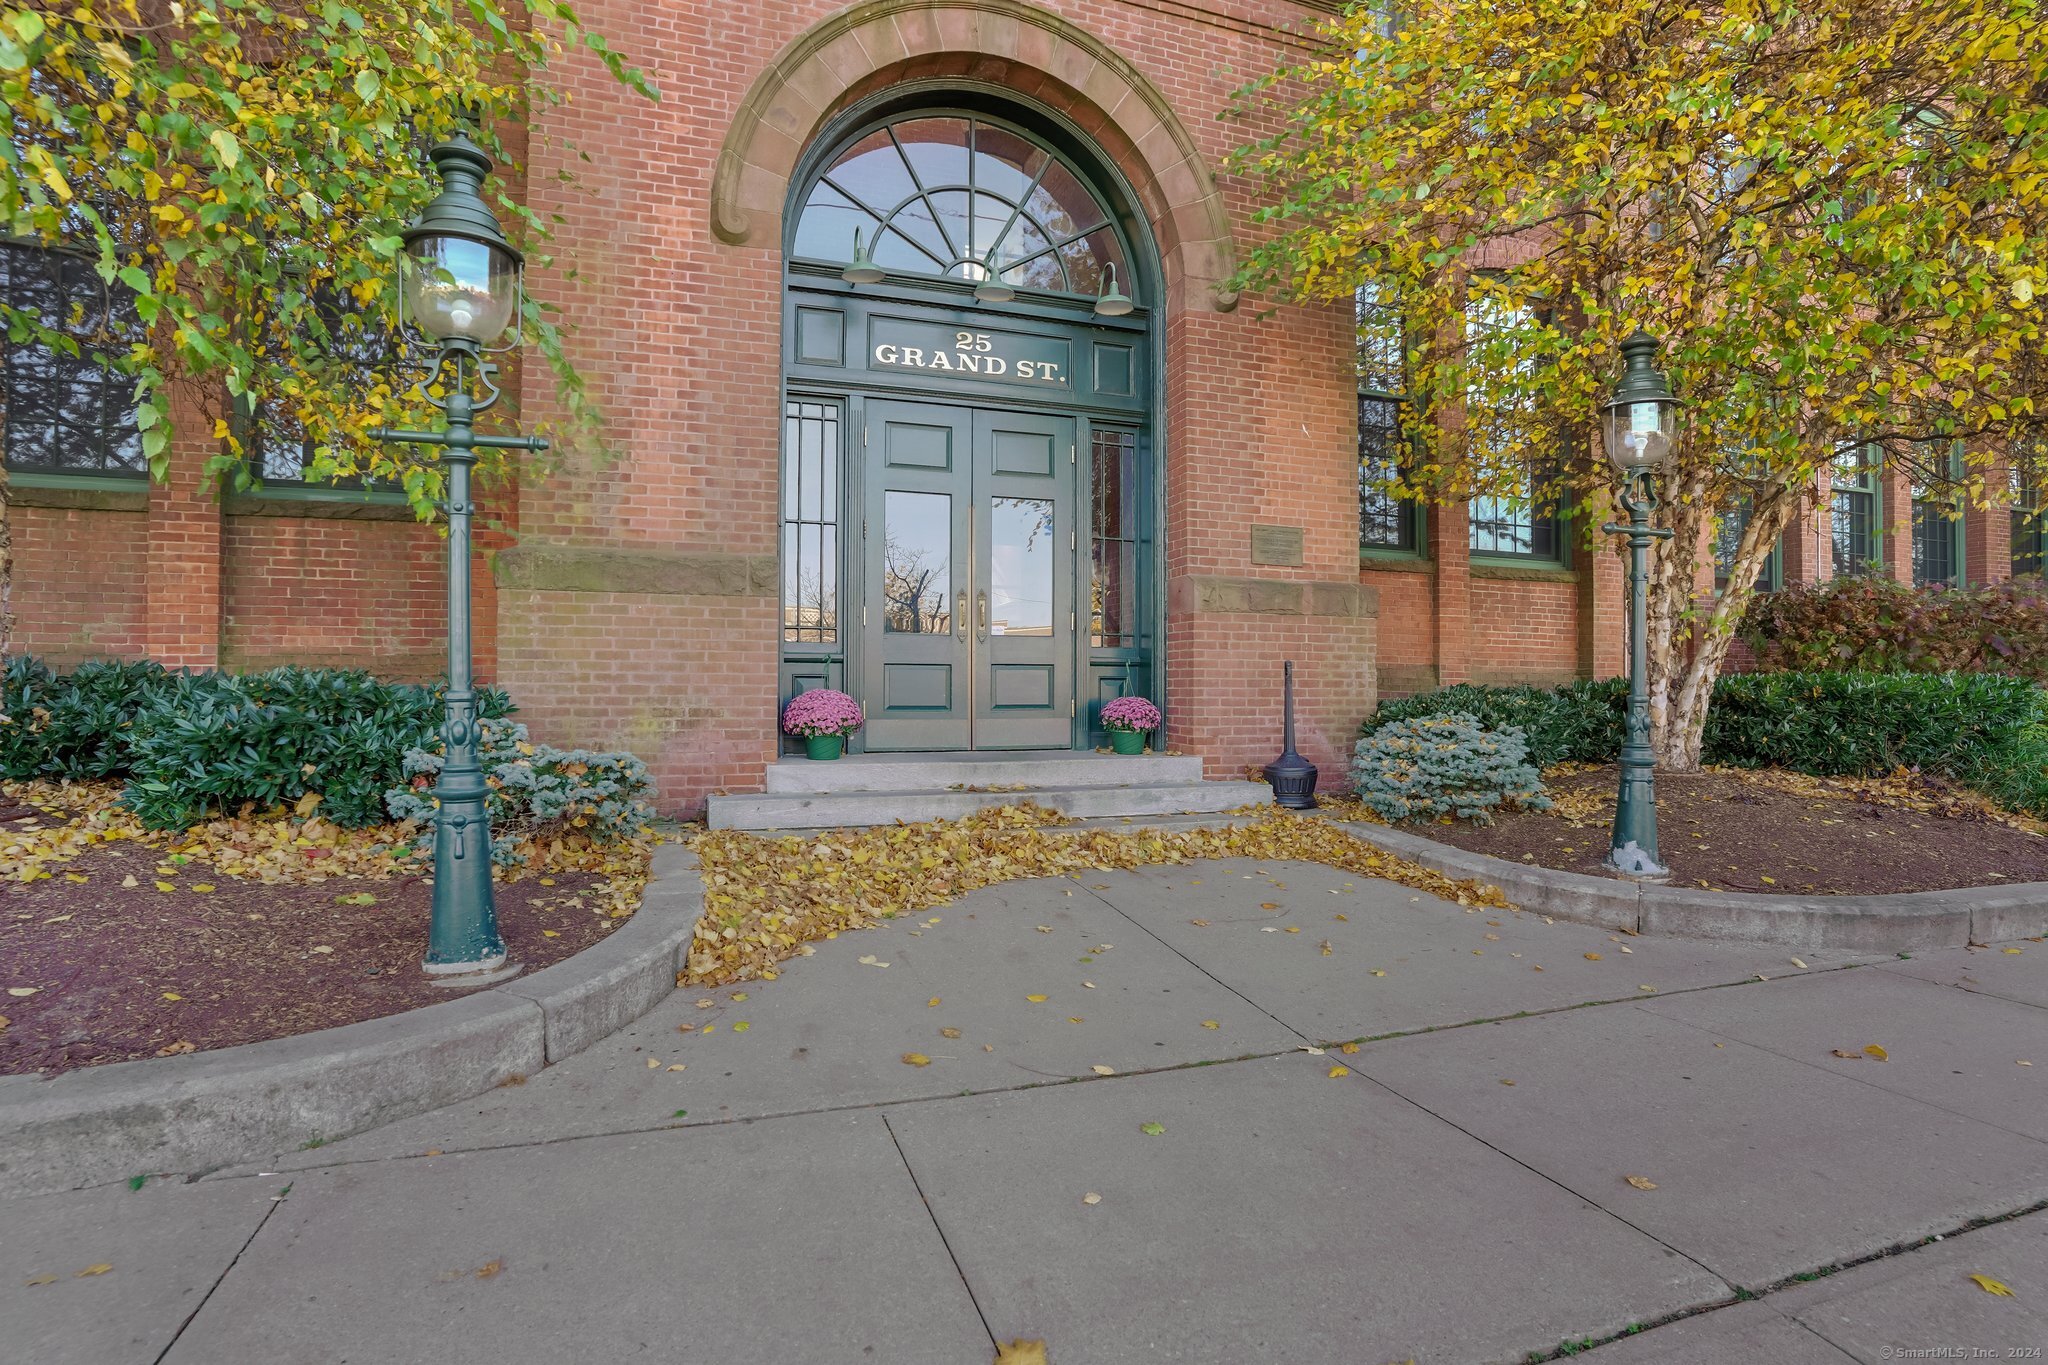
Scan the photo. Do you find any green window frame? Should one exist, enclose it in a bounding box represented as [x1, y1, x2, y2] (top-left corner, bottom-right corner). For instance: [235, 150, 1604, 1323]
[782, 398, 843, 645]
[2012, 470, 2042, 579]
[0, 241, 146, 480]
[1713, 498, 1782, 593]
[1463, 283, 1565, 563]
[1830, 445, 1882, 576]
[789, 113, 1133, 301]
[1356, 282, 1418, 555]
[1469, 465, 1564, 561]
[1910, 441, 1964, 587]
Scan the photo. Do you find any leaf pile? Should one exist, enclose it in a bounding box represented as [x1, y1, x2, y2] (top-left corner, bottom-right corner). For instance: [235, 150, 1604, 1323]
[684, 805, 1509, 986]
[3, 779, 653, 916]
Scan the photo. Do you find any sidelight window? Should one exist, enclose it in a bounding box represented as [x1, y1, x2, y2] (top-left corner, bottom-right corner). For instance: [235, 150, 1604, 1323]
[782, 400, 841, 643]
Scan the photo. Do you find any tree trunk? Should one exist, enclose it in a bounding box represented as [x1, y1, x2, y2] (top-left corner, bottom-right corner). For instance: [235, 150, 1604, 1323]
[1651, 480, 1804, 772]
[0, 453, 12, 666]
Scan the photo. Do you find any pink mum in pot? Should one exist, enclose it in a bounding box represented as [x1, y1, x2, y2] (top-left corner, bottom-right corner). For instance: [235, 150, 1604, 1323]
[782, 689, 865, 738]
[1101, 696, 1162, 733]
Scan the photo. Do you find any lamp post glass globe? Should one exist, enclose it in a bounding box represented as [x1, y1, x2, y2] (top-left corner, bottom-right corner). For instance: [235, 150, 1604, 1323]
[1599, 331, 1679, 477]
[404, 234, 519, 346]
[1604, 399, 1676, 475]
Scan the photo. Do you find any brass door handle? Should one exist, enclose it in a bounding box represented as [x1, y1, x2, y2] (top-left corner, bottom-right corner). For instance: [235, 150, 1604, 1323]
[977, 591, 989, 641]
[956, 590, 968, 639]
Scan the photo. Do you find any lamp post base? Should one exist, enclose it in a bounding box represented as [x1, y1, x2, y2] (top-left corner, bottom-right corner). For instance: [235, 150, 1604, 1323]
[424, 959, 524, 989]
[1605, 842, 1670, 883]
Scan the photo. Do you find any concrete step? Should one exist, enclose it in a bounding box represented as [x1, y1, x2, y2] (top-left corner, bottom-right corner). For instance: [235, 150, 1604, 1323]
[707, 780, 1270, 832]
[763, 749, 1205, 794]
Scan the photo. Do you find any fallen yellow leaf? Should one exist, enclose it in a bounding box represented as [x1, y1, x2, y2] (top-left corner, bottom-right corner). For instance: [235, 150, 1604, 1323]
[940, 1027, 962, 1039]
[647, 1057, 661, 1068]
[154, 881, 176, 893]
[161, 993, 182, 1002]
[1968, 1273, 2014, 1296]
[1026, 994, 1048, 1003]
[1865, 1044, 1889, 1061]
[902, 1052, 931, 1067]
[1624, 1175, 1658, 1191]
[75, 1264, 113, 1277]
[1090, 1064, 1114, 1075]
[541, 930, 560, 938]
[1584, 952, 1603, 961]
[1327, 1065, 1350, 1078]
[928, 997, 941, 1007]
[1080, 1192, 1102, 1206]
[1340, 1042, 1359, 1054]
[994, 1341, 1048, 1365]
[1200, 1019, 1220, 1029]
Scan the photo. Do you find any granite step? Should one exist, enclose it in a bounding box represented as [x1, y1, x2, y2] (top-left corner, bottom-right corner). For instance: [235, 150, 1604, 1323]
[706, 779, 1269, 832]
[762, 749, 1206, 794]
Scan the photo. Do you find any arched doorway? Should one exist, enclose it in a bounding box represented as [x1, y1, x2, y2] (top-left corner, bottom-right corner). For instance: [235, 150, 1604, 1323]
[778, 92, 1160, 753]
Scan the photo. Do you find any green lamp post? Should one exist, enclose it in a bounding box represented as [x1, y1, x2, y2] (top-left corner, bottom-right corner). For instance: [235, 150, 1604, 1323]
[372, 133, 549, 981]
[1599, 331, 1680, 881]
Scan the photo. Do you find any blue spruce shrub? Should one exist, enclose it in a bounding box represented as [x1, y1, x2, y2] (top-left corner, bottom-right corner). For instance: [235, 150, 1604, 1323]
[1350, 712, 1552, 824]
[387, 716, 657, 868]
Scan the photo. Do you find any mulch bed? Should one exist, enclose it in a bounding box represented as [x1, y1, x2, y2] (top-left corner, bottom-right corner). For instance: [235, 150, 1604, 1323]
[2, 837, 620, 1077]
[1426, 765, 2048, 895]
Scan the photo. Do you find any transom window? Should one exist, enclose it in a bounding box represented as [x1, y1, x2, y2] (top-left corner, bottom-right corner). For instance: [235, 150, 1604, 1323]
[792, 115, 1130, 297]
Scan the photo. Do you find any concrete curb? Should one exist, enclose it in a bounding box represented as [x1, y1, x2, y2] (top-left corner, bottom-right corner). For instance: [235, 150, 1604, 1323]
[0, 843, 701, 1197]
[1339, 821, 2048, 951]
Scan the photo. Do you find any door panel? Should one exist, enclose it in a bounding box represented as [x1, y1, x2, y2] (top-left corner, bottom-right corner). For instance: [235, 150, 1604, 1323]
[973, 409, 1076, 748]
[858, 400, 1077, 751]
[863, 400, 972, 750]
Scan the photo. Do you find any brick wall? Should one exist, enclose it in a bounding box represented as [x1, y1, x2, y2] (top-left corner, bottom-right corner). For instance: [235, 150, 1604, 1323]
[221, 514, 448, 680]
[8, 504, 149, 663]
[9, 0, 2029, 816]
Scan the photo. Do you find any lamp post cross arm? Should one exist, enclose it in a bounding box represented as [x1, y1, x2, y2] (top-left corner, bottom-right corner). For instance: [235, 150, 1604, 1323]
[370, 426, 550, 454]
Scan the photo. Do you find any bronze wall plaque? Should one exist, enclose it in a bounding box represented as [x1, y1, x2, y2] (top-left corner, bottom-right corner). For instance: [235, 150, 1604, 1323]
[1250, 523, 1305, 567]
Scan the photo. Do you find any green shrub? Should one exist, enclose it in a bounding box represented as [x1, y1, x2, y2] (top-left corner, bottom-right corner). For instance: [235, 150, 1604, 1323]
[1350, 712, 1552, 824]
[1366, 671, 2046, 814]
[1741, 576, 2048, 684]
[120, 667, 514, 829]
[0, 657, 172, 780]
[385, 716, 657, 866]
[1967, 725, 2048, 818]
[1704, 671, 2040, 778]
[1368, 679, 1625, 768]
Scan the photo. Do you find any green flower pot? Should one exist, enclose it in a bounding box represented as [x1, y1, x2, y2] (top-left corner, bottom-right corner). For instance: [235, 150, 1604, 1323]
[1109, 728, 1147, 755]
[804, 733, 845, 761]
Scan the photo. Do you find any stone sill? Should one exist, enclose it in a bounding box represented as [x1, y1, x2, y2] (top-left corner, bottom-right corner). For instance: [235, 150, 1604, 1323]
[224, 491, 418, 522]
[1470, 560, 1579, 584]
[1359, 553, 1434, 576]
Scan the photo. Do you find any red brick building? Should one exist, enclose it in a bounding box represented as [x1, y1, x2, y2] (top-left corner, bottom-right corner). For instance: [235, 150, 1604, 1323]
[4, 0, 2038, 815]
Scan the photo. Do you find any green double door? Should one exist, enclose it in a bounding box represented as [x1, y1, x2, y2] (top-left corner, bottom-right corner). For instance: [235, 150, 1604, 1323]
[861, 397, 1077, 751]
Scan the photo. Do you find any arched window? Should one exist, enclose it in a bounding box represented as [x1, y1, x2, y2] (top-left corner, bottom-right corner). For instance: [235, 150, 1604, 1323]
[792, 114, 1130, 298]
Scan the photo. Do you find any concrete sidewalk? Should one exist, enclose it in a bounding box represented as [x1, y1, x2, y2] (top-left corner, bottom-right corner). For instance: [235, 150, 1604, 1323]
[9, 858, 2046, 1364]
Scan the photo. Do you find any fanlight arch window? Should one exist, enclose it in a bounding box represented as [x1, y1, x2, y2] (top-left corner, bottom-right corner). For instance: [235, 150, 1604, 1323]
[792, 114, 1131, 298]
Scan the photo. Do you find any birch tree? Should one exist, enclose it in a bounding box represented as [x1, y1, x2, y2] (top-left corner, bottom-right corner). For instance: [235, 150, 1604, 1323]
[1233, 0, 2048, 768]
